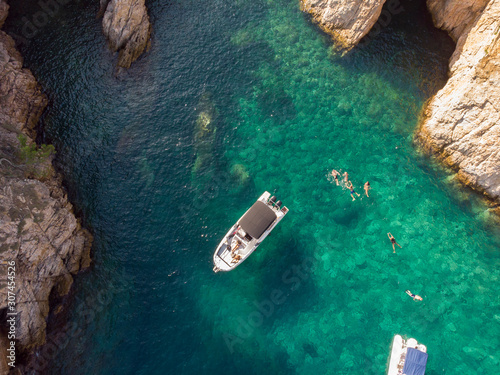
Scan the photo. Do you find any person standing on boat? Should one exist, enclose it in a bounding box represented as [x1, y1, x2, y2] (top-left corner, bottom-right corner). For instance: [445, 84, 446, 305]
[331, 169, 340, 185]
[387, 232, 402, 253]
[405, 290, 423, 301]
[364, 181, 371, 197]
[346, 181, 360, 201]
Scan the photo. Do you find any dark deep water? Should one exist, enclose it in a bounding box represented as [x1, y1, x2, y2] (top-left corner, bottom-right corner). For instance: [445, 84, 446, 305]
[4, 0, 500, 373]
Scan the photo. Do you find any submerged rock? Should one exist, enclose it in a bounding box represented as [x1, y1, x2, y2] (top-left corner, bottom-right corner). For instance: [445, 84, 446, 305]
[418, 0, 500, 205]
[299, 0, 387, 50]
[192, 94, 218, 182]
[138, 152, 155, 188]
[230, 163, 250, 187]
[102, 0, 151, 68]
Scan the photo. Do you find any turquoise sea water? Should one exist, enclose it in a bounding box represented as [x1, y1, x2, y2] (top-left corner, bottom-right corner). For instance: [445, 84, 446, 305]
[5, 0, 500, 373]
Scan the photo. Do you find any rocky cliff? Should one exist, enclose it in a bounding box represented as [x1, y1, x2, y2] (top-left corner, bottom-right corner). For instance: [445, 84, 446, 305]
[426, 0, 490, 42]
[0, 0, 92, 361]
[300, 0, 500, 207]
[101, 0, 151, 68]
[300, 0, 387, 50]
[418, 0, 500, 205]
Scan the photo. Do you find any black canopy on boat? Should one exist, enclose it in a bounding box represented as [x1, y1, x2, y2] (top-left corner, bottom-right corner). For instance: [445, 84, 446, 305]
[239, 201, 277, 239]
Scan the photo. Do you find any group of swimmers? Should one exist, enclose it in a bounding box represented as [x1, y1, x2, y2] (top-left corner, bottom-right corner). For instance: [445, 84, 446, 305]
[330, 169, 370, 201]
[329, 169, 424, 302]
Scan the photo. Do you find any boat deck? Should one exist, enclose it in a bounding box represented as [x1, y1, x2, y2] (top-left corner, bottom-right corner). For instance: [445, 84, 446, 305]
[213, 191, 288, 272]
[387, 335, 427, 375]
[216, 227, 257, 268]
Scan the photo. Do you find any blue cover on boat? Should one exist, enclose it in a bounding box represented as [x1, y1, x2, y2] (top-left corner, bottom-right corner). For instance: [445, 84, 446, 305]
[402, 348, 428, 375]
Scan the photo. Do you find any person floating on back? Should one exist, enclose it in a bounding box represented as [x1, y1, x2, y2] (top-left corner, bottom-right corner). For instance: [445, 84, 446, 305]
[331, 169, 340, 186]
[346, 181, 360, 201]
[364, 181, 371, 197]
[405, 290, 423, 301]
[387, 232, 402, 253]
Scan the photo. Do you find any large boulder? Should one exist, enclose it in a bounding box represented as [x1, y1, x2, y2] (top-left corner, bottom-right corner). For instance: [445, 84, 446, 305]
[418, 0, 500, 204]
[102, 0, 151, 68]
[300, 0, 387, 50]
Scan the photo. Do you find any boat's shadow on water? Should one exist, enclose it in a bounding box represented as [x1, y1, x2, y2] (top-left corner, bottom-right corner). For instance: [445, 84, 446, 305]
[247, 233, 321, 327]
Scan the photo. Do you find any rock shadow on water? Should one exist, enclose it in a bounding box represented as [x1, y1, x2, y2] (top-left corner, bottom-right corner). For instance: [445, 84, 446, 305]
[113, 123, 157, 189]
[302, 341, 319, 358]
[222, 345, 292, 375]
[115, 121, 143, 155]
[137, 151, 155, 188]
[331, 204, 361, 228]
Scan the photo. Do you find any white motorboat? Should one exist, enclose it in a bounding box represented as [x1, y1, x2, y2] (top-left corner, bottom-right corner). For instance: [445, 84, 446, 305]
[387, 334, 428, 375]
[213, 191, 288, 273]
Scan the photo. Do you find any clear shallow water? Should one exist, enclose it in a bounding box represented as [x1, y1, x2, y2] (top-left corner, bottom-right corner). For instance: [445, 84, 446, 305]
[5, 0, 500, 373]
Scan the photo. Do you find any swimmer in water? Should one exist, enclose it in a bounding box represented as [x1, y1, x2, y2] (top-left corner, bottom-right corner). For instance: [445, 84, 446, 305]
[343, 171, 349, 184]
[364, 181, 371, 197]
[346, 181, 360, 201]
[405, 290, 423, 301]
[387, 232, 402, 253]
[331, 169, 340, 185]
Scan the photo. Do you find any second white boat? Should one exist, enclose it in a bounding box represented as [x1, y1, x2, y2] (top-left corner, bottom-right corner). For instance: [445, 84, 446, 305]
[387, 334, 428, 375]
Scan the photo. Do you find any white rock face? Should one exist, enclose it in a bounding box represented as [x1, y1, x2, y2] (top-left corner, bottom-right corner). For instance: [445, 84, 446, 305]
[102, 0, 151, 68]
[426, 0, 490, 42]
[419, 0, 500, 203]
[300, 0, 387, 50]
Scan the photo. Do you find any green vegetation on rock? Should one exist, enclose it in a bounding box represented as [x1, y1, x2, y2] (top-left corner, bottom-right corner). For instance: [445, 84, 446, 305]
[17, 134, 56, 180]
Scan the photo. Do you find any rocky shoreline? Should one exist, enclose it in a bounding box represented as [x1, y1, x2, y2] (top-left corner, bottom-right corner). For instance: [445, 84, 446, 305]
[301, 0, 500, 210]
[417, 0, 500, 208]
[0, 0, 92, 372]
[0, 0, 153, 370]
